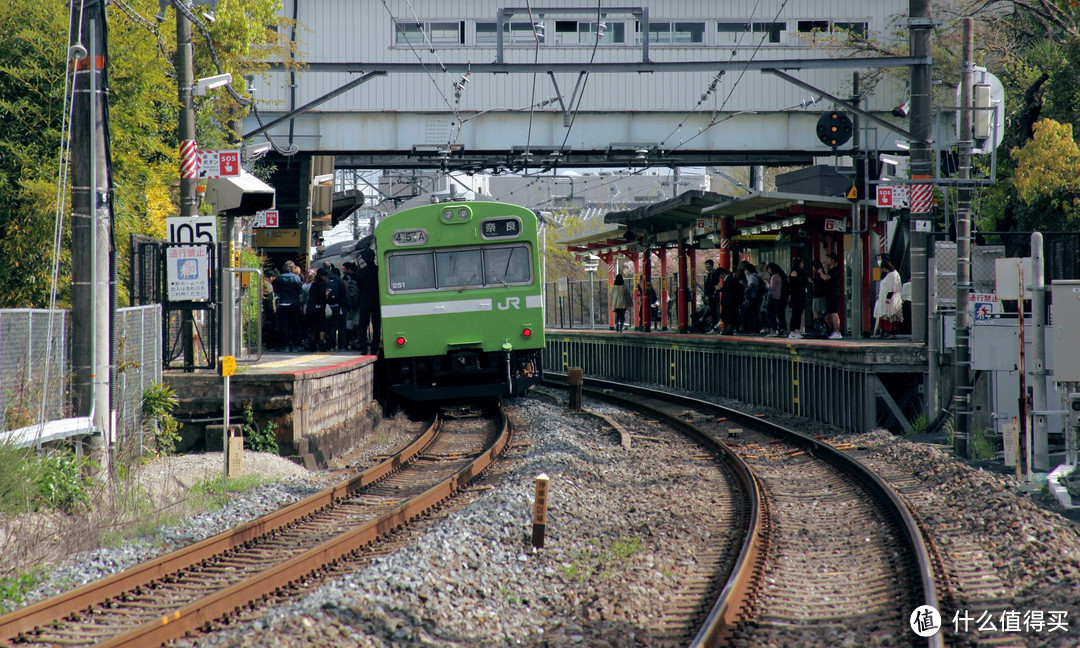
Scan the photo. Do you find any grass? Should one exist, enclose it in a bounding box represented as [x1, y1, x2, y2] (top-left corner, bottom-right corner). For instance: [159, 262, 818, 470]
[0, 569, 47, 614]
[561, 535, 645, 582]
[189, 473, 269, 510]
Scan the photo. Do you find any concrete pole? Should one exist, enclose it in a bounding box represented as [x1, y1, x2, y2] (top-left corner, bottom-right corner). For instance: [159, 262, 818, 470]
[954, 18, 974, 458]
[1031, 232, 1049, 470]
[177, 3, 197, 367]
[908, 0, 934, 344]
[70, 2, 113, 475]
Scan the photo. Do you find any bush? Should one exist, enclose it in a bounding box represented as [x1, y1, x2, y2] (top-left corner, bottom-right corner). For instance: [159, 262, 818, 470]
[143, 382, 180, 456]
[241, 402, 278, 454]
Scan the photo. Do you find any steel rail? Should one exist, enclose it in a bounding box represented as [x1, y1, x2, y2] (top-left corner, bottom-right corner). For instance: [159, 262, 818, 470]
[546, 375, 942, 648]
[95, 408, 509, 648]
[0, 416, 442, 644]
[541, 377, 766, 646]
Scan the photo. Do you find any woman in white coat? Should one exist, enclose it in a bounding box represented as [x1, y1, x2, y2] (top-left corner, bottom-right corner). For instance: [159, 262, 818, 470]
[873, 254, 903, 338]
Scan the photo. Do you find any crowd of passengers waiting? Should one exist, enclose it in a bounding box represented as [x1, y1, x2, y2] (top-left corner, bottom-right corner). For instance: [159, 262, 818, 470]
[259, 253, 381, 354]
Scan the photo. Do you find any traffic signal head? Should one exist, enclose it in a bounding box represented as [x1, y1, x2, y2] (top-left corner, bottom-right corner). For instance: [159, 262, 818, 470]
[817, 111, 853, 148]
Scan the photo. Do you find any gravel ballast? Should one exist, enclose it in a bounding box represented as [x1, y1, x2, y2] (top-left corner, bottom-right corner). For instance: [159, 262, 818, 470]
[10, 393, 1080, 648]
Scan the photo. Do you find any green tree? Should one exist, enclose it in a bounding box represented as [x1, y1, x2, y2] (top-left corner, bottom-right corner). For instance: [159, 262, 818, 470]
[0, 0, 291, 308]
[1008, 118, 1080, 229]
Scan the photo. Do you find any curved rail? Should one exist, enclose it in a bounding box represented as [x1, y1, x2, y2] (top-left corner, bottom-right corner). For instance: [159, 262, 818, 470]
[1, 409, 511, 647]
[545, 375, 942, 648]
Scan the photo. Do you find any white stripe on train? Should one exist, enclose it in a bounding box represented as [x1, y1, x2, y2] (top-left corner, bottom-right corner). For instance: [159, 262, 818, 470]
[383, 295, 543, 318]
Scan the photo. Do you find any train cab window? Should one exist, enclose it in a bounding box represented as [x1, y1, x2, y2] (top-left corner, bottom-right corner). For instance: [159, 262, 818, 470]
[387, 253, 435, 291]
[435, 249, 484, 289]
[484, 245, 532, 284]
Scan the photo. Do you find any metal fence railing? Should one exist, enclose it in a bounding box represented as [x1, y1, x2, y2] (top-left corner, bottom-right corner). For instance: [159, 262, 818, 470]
[544, 276, 705, 329]
[0, 307, 162, 457]
[0, 310, 70, 429]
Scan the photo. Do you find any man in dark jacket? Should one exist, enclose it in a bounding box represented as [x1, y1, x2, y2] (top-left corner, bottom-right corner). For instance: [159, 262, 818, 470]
[718, 267, 744, 335]
[272, 260, 304, 352]
[355, 247, 381, 355]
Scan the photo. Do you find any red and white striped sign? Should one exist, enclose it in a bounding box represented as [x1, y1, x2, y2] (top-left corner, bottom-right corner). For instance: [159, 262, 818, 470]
[910, 183, 933, 213]
[180, 140, 198, 179]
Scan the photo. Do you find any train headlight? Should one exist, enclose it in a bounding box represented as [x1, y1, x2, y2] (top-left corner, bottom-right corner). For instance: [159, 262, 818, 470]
[395, 336, 407, 347]
[458, 208, 470, 220]
[442, 209, 454, 222]
[522, 328, 532, 338]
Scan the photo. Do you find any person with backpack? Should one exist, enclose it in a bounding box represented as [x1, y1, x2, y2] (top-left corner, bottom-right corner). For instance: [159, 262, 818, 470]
[342, 261, 362, 349]
[740, 261, 764, 335]
[718, 266, 744, 335]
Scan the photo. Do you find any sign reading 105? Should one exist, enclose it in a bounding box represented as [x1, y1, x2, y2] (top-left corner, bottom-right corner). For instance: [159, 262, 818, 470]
[166, 216, 217, 244]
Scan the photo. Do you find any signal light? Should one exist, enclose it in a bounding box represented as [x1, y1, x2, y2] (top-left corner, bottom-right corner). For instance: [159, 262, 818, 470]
[522, 328, 532, 338]
[816, 111, 853, 148]
[395, 336, 406, 347]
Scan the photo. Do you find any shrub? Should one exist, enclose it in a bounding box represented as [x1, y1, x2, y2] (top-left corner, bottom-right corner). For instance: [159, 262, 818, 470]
[143, 382, 180, 456]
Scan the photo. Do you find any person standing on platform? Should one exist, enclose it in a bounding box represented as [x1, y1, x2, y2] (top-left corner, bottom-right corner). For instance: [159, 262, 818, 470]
[718, 266, 744, 335]
[873, 254, 904, 338]
[787, 258, 809, 339]
[822, 252, 843, 339]
[355, 247, 382, 355]
[610, 273, 632, 332]
[764, 262, 788, 337]
[273, 261, 303, 352]
[702, 259, 722, 331]
[740, 261, 765, 335]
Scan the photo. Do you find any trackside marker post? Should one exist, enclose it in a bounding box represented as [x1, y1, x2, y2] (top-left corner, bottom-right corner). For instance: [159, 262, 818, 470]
[568, 367, 584, 411]
[532, 473, 550, 550]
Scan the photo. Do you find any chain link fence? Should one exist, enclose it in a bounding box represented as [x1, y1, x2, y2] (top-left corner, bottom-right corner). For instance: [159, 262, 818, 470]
[0, 307, 161, 456]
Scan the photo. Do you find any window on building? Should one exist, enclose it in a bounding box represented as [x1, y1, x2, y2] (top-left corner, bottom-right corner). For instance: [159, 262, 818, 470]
[555, 20, 625, 45]
[476, 21, 543, 44]
[395, 20, 464, 46]
[642, 21, 705, 44]
[718, 21, 785, 45]
[795, 20, 867, 43]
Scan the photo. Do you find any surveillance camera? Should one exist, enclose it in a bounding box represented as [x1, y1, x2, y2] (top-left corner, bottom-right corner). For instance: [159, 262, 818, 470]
[891, 100, 910, 118]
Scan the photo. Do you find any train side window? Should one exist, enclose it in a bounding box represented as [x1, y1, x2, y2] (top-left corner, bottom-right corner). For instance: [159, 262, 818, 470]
[483, 245, 532, 285]
[435, 249, 484, 289]
[387, 253, 435, 291]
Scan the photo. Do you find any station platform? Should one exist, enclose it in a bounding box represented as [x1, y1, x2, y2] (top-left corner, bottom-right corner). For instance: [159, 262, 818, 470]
[543, 328, 928, 434]
[165, 352, 379, 468]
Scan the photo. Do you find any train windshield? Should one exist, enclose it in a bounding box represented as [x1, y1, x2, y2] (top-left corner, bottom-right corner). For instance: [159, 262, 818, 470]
[386, 244, 533, 292]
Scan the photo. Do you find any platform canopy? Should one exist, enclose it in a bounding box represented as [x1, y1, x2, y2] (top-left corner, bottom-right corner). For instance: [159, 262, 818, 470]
[558, 223, 630, 257]
[704, 191, 864, 233]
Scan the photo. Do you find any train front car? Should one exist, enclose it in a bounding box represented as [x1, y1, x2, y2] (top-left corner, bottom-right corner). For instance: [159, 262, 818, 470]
[375, 201, 545, 402]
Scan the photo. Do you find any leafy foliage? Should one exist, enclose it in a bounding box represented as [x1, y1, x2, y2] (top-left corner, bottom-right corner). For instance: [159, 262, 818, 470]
[143, 381, 180, 456]
[241, 401, 278, 454]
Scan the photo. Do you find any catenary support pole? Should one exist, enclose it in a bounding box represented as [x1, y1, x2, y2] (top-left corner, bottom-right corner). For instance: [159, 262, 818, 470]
[954, 18, 974, 459]
[1031, 232, 1048, 470]
[908, 0, 934, 344]
[177, 4, 197, 367]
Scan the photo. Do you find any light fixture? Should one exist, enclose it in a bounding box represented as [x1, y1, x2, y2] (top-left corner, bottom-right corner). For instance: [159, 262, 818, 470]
[312, 173, 334, 186]
[891, 99, 910, 118]
[194, 73, 232, 96]
[202, 10, 216, 23]
[894, 140, 910, 151]
[244, 142, 272, 159]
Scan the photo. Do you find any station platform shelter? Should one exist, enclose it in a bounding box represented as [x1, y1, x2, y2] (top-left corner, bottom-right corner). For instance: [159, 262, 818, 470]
[560, 188, 894, 338]
[556, 188, 920, 434]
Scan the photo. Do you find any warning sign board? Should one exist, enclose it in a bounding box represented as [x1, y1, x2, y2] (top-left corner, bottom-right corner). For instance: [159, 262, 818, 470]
[166, 245, 211, 302]
[198, 149, 241, 179]
[876, 185, 910, 209]
[254, 209, 279, 228]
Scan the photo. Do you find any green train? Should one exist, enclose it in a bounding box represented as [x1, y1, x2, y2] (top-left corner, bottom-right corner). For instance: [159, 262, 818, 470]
[374, 200, 545, 401]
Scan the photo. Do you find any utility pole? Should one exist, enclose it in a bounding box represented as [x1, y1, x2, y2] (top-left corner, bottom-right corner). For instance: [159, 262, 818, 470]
[177, 2, 198, 367]
[851, 72, 863, 338]
[70, 0, 113, 476]
[954, 18, 974, 457]
[908, 0, 934, 344]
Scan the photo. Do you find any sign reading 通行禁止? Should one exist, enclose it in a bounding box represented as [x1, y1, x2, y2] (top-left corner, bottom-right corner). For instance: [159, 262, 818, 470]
[166, 245, 210, 302]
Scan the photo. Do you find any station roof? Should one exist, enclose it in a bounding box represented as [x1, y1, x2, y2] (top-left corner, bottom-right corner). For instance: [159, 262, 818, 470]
[558, 223, 630, 256]
[704, 191, 856, 222]
[603, 190, 733, 232]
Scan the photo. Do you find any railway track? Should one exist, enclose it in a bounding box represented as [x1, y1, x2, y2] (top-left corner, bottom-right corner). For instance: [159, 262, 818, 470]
[545, 376, 943, 647]
[0, 406, 511, 648]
